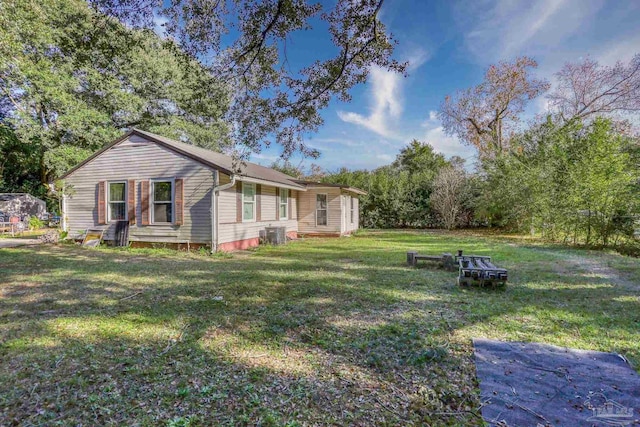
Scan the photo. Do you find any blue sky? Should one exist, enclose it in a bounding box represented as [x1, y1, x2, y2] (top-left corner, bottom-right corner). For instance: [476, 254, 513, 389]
[247, 0, 640, 172]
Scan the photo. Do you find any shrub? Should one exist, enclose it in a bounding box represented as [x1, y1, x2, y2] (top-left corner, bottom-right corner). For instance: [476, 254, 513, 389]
[28, 216, 45, 230]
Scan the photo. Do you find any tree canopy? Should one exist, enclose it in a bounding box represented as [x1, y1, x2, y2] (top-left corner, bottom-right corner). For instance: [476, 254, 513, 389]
[91, 0, 404, 158]
[0, 0, 230, 200]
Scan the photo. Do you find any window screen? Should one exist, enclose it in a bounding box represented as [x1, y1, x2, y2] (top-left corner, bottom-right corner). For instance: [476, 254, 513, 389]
[153, 181, 173, 223]
[243, 183, 256, 221]
[279, 189, 288, 219]
[316, 194, 327, 226]
[108, 182, 126, 221]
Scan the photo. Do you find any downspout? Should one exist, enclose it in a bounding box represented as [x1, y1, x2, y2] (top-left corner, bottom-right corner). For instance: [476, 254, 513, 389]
[211, 172, 237, 253]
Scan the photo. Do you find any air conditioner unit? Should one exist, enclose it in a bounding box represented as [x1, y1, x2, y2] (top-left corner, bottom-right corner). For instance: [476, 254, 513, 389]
[264, 226, 287, 245]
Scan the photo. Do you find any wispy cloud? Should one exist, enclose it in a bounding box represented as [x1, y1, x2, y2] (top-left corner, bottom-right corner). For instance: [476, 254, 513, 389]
[337, 66, 403, 138]
[337, 47, 431, 138]
[457, 0, 605, 62]
[420, 111, 476, 160]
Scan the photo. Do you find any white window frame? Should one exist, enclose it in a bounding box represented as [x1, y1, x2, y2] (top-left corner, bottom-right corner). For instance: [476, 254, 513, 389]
[316, 193, 328, 226]
[150, 178, 175, 224]
[242, 182, 256, 222]
[350, 196, 355, 224]
[279, 188, 288, 220]
[107, 181, 127, 222]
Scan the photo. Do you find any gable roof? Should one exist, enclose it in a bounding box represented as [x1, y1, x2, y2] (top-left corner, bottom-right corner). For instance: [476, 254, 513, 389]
[59, 129, 305, 189]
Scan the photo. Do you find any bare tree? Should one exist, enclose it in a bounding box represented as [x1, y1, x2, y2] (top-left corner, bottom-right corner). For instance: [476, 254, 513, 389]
[430, 166, 468, 230]
[548, 54, 640, 123]
[439, 57, 550, 157]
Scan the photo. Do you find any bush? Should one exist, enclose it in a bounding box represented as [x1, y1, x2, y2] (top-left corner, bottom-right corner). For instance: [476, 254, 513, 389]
[28, 216, 45, 230]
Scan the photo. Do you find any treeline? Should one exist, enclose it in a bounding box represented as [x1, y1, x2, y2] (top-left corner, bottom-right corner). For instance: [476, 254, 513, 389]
[309, 116, 639, 251]
[297, 56, 640, 252]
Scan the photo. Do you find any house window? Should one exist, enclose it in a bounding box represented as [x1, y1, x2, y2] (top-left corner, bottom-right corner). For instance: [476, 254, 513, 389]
[243, 183, 256, 221]
[152, 180, 174, 223]
[350, 197, 354, 224]
[279, 188, 288, 220]
[108, 181, 126, 221]
[316, 194, 327, 226]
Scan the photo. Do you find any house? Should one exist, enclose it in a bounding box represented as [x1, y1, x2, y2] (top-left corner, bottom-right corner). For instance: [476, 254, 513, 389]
[0, 193, 47, 220]
[59, 129, 365, 251]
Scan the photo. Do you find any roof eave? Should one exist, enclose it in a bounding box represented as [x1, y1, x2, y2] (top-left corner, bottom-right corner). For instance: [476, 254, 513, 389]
[238, 176, 306, 191]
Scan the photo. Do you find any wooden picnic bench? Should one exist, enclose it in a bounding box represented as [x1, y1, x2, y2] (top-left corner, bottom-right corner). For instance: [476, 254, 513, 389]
[407, 251, 456, 271]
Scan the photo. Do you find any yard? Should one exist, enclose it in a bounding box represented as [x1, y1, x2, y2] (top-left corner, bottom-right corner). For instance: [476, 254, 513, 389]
[1, 230, 639, 426]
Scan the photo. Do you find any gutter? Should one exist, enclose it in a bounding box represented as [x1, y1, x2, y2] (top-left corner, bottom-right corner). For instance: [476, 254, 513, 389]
[211, 172, 237, 253]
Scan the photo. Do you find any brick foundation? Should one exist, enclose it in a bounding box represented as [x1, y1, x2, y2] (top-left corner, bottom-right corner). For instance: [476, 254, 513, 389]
[217, 237, 261, 252]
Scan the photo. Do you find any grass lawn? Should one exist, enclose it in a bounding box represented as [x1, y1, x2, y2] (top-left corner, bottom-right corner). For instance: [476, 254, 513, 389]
[1, 230, 639, 426]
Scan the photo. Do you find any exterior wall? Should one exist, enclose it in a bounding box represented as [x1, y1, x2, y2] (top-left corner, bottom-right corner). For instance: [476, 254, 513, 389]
[64, 135, 215, 244]
[216, 180, 299, 248]
[297, 188, 342, 234]
[343, 192, 360, 234]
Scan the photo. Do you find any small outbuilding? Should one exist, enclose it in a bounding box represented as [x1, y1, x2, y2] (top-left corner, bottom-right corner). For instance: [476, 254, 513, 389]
[0, 193, 47, 220]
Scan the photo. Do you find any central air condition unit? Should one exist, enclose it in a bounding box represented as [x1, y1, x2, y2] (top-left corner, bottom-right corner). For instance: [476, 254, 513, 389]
[264, 226, 287, 245]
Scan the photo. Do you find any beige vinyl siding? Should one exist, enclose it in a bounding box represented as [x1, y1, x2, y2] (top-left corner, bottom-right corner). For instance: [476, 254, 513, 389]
[290, 190, 297, 220]
[217, 181, 298, 244]
[262, 186, 277, 221]
[64, 136, 215, 244]
[343, 193, 360, 233]
[297, 188, 342, 234]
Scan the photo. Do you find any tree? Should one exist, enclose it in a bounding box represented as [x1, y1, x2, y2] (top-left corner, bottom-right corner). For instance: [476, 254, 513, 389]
[548, 54, 640, 123]
[269, 160, 303, 178]
[0, 0, 229, 194]
[392, 139, 447, 175]
[430, 166, 469, 230]
[439, 57, 550, 156]
[91, 0, 405, 159]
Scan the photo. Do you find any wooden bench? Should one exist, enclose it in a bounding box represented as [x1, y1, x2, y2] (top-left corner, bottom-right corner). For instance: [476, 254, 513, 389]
[407, 251, 456, 271]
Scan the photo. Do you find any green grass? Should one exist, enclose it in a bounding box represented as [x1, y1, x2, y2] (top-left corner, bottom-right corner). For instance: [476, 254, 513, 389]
[1, 230, 639, 426]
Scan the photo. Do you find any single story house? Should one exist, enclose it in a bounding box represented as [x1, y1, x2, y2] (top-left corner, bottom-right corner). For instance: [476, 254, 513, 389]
[59, 129, 365, 251]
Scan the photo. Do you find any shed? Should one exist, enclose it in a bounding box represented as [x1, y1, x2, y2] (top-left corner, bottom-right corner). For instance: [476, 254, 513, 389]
[0, 193, 47, 219]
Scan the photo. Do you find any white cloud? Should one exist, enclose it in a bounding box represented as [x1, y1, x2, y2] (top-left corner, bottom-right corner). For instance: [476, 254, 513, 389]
[419, 111, 477, 160]
[376, 154, 395, 163]
[337, 66, 404, 138]
[595, 33, 640, 66]
[457, 0, 605, 62]
[307, 137, 364, 148]
[406, 48, 431, 72]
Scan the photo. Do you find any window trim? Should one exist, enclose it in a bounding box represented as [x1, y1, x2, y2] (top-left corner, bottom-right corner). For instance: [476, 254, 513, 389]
[350, 196, 355, 224]
[107, 180, 127, 223]
[279, 188, 289, 220]
[315, 193, 328, 226]
[242, 182, 256, 222]
[150, 178, 175, 224]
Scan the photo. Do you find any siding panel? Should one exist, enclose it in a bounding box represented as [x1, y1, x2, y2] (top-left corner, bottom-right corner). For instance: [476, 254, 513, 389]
[297, 188, 341, 234]
[64, 137, 214, 244]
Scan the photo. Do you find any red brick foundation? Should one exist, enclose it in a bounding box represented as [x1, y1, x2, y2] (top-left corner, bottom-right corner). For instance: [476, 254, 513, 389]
[128, 241, 210, 251]
[217, 237, 261, 252]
